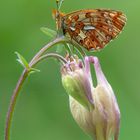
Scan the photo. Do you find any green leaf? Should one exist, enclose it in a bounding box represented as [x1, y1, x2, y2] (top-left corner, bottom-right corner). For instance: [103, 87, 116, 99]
[15, 52, 41, 74]
[15, 52, 30, 70]
[40, 27, 57, 38]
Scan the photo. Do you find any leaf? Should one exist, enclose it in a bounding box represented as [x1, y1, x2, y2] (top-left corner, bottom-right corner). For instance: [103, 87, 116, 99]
[15, 52, 30, 70]
[40, 27, 57, 38]
[15, 52, 41, 75]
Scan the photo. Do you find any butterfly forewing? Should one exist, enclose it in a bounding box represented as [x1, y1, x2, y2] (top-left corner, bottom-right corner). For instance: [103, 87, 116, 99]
[61, 9, 126, 51]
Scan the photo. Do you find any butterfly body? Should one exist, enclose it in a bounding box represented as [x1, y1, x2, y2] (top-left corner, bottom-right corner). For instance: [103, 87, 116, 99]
[53, 9, 126, 51]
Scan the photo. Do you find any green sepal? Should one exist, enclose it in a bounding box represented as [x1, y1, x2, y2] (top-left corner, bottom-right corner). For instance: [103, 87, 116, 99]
[40, 27, 57, 38]
[62, 75, 92, 111]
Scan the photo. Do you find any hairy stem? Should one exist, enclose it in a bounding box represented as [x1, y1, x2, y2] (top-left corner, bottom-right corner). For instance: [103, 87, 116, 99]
[5, 36, 68, 140]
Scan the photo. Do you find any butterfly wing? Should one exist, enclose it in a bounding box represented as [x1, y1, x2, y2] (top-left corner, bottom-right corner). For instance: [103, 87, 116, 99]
[61, 9, 126, 51]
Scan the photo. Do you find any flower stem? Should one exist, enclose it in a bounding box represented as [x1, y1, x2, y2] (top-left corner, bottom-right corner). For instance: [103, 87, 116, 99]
[5, 69, 28, 140]
[5, 36, 68, 140]
[32, 53, 67, 67]
[29, 36, 66, 66]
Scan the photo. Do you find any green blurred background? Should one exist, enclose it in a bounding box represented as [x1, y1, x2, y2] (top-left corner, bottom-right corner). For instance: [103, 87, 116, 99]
[0, 0, 139, 140]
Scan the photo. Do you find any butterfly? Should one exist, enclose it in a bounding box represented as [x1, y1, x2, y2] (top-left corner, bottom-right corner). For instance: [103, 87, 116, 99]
[53, 6, 126, 51]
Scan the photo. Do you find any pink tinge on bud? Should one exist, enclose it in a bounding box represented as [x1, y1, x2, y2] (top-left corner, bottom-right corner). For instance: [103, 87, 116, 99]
[62, 56, 120, 140]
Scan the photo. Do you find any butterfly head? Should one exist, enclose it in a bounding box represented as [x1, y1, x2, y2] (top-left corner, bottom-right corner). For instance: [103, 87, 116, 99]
[52, 0, 65, 31]
[52, 9, 65, 32]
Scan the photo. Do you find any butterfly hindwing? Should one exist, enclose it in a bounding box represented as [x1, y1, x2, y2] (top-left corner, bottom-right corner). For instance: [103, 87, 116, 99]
[62, 9, 126, 51]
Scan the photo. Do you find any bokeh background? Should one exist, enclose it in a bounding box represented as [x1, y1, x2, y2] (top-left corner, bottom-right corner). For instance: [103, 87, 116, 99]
[0, 0, 139, 140]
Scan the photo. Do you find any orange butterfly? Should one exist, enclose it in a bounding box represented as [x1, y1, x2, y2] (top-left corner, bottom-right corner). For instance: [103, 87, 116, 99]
[53, 1, 126, 51]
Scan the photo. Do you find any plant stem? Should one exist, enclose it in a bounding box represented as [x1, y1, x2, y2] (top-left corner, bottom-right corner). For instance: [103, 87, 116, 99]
[5, 36, 68, 140]
[32, 53, 67, 67]
[29, 36, 67, 66]
[5, 70, 28, 140]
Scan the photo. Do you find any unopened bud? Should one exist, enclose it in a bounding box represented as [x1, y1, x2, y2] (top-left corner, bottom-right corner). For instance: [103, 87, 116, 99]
[61, 56, 120, 140]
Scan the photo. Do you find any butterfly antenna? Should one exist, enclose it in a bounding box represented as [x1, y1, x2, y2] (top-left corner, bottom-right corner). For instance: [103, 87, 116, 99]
[55, 0, 64, 36]
[56, 0, 59, 11]
[56, 0, 64, 11]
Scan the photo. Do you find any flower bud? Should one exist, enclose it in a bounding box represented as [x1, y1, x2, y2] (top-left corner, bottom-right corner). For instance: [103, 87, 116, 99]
[61, 56, 120, 140]
[61, 56, 94, 111]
